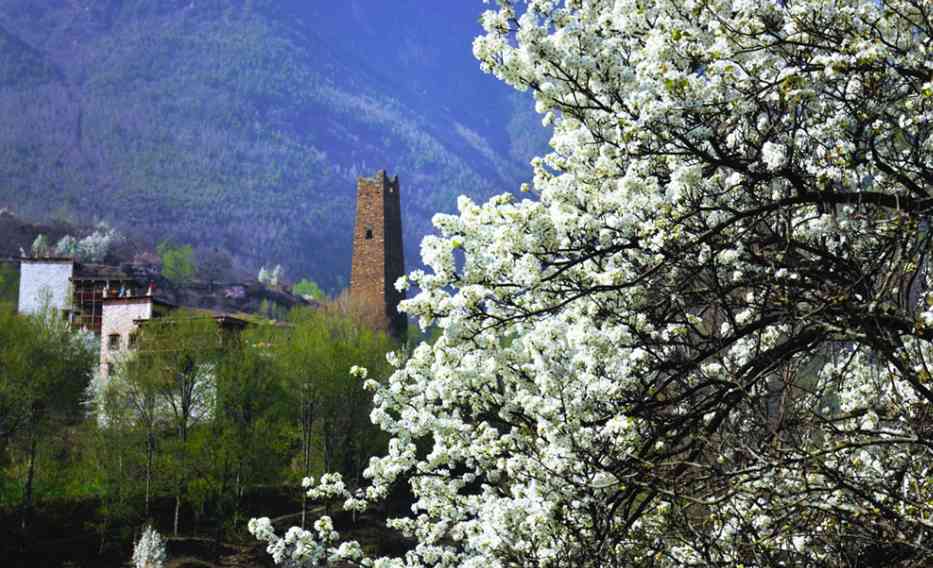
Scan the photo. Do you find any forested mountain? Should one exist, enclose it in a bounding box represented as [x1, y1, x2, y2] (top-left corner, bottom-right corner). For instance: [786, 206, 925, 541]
[0, 0, 548, 291]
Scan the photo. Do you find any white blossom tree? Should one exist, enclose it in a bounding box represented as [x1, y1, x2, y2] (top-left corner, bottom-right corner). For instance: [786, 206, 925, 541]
[77, 223, 121, 262]
[259, 264, 286, 288]
[54, 223, 122, 262]
[253, 1, 933, 566]
[53, 235, 79, 258]
[30, 234, 50, 257]
[132, 524, 167, 568]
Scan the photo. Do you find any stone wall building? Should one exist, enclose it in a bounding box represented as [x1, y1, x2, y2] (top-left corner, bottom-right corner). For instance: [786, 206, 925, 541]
[350, 170, 406, 339]
[99, 296, 172, 380]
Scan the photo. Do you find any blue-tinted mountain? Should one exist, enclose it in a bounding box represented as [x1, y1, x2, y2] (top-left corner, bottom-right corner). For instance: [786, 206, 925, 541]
[0, 0, 549, 291]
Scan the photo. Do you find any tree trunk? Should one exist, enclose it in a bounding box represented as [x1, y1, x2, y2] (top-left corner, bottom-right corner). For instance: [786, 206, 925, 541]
[145, 430, 154, 518]
[21, 430, 37, 530]
[300, 399, 313, 529]
[174, 492, 181, 537]
[233, 468, 241, 530]
[301, 420, 311, 529]
[322, 422, 334, 476]
[214, 456, 231, 560]
[213, 519, 224, 562]
[175, 411, 189, 537]
[174, 433, 184, 537]
[322, 422, 336, 517]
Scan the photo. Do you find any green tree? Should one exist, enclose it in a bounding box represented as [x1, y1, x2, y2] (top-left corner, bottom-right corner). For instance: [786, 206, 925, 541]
[194, 324, 289, 548]
[96, 354, 164, 520]
[0, 304, 95, 528]
[157, 242, 197, 285]
[82, 403, 146, 554]
[91, 314, 292, 548]
[292, 278, 324, 301]
[275, 307, 395, 527]
[0, 263, 18, 305]
[258, 299, 288, 321]
[130, 312, 220, 535]
[0, 307, 29, 448]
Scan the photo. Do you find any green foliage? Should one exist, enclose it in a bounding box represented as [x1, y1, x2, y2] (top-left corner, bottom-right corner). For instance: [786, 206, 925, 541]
[157, 241, 196, 285]
[0, 263, 17, 305]
[199, 324, 291, 527]
[292, 278, 324, 300]
[258, 299, 288, 321]
[0, 303, 96, 513]
[116, 311, 223, 533]
[80, 411, 146, 543]
[276, 307, 395, 485]
[0, 299, 398, 542]
[0, 304, 95, 438]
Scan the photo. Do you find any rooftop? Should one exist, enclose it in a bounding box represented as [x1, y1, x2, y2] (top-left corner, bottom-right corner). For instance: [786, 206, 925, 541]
[15, 256, 75, 263]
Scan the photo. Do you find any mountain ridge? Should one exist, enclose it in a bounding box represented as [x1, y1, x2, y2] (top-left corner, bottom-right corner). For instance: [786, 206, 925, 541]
[0, 1, 548, 292]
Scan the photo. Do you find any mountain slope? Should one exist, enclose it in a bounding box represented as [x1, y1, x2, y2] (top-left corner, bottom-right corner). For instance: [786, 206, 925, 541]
[0, 1, 547, 291]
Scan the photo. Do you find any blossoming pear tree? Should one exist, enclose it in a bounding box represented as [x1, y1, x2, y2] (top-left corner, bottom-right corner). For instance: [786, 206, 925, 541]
[252, 1, 933, 565]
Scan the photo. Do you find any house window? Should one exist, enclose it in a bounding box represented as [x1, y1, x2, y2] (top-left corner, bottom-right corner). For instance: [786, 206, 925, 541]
[108, 334, 121, 350]
[128, 333, 138, 350]
[365, 226, 373, 239]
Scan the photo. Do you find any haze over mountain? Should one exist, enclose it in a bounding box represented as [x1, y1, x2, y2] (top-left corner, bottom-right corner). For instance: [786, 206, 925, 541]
[0, 0, 548, 291]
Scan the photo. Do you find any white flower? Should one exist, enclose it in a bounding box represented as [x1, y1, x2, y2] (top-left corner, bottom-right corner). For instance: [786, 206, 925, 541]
[132, 525, 167, 568]
[252, 1, 933, 565]
[762, 142, 787, 171]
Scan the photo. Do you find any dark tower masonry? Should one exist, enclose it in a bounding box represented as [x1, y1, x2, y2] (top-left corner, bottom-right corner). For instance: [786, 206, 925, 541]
[350, 170, 406, 338]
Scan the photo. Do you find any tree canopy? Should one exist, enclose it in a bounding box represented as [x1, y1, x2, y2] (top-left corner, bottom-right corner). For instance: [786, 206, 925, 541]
[157, 242, 197, 286]
[252, 1, 933, 566]
[292, 278, 325, 301]
[0, 303, 95, 527]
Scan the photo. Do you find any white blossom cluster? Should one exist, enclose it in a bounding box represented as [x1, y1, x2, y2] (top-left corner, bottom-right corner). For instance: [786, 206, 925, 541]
[31, 234, 50, 257]
[53, 223, 122, 262]
[253, 1, 933, 566]
[259, 264, 286, 288]
[132, 525, 167, 568]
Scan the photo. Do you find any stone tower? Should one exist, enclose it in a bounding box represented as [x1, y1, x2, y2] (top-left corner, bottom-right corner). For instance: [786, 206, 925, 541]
[350, 170, 406, 338]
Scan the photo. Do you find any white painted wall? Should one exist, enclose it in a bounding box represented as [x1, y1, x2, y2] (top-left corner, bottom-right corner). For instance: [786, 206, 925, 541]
[100, 299, 153, 380]
[17, 260, 74, 315]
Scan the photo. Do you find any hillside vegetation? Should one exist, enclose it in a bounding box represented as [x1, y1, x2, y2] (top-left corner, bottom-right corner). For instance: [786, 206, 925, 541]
[0, 0, 546, 291]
